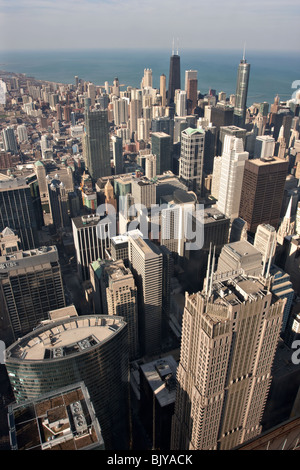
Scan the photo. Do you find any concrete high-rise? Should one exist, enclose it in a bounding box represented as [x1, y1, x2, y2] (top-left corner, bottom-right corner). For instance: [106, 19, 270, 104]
[90, 259, 139, 360]
[1, 126, 18, 154]
[5, 314, 130, 450]
[128, 234, 163, 356]
[160, 74, 167, 107]
[171, 274, 285, 450]
[179, 127, 205, 193]
[83, 108, 111, 181]
[233, 54, 250, 128]
[16, 124, 28, 143]
[216, 135, 249, 220]
[239, 157, 289, 234]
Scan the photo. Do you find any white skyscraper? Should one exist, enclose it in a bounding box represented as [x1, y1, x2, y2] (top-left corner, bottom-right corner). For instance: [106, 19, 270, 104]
[176, 90, 187, 117]
[143, 68, 153, 88]
[254, 223, 277, 268]
[217, 135, 249, 220]
[254, 135, 275, 159]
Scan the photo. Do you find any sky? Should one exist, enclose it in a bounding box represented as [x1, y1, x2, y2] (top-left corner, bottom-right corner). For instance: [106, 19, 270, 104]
[0, 0, 299, 52]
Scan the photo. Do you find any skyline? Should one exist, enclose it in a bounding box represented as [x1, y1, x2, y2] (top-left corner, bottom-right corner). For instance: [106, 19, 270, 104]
[0, 0, 300, 52]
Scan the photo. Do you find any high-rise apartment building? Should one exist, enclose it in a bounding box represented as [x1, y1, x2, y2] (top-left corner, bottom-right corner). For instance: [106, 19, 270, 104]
[129, 98, 142, 138]
[5, 314, 130, 450]
[171, 274, 285, 450]
[1, 127, 18, 154]
[179, 127, 205, 193]
[216, 135, 249, 220]
[0, 243, 65, 343]
[0, 177, 39, 250]
[143, 68, 153, 88]
[112, 97, 129, 126]
[83, 108, 111, 181]
[128, 234, 163, 356]
[160, 74, 167, 107]
[239, 157, 289, 234]
[233, 55, 250, 128]
[16, 124, 28, 143]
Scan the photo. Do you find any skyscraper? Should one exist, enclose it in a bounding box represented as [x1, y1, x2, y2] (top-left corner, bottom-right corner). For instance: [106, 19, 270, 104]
[0, 177, 39, 250]
[233, 53, 250, 128]
[72, 214, 112, 281]
[83, 108, 111, 181]
[151, 132, 172, 175]
[5, 314, 130, 450]
[160, 74, 167, 107]
[90, 259, 139, 360]
[168, 46, 181, 106]
[0, 243, 65, 342]
[239, 157, 289, 233]
[216, 135, 249, 220]
[128, 234, 163, 356]
[171, 274, 285, 450]
[179, 127, 205, 193]
[1, 126, 18, 154]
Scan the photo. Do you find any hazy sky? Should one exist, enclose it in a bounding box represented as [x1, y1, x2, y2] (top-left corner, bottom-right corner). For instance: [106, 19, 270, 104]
[0, 0, 299, 51]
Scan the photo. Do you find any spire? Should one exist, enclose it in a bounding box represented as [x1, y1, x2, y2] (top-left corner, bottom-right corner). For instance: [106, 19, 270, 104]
[243, 42, 246, 61]
[176, 37, 179, 55]
[172, 38, 175, 56]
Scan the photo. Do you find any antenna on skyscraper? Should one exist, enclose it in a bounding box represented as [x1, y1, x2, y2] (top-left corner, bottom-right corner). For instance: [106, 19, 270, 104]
[172, 38, 175, 56]
[176, 37, 179, 55]
[243, 42, 246, 61]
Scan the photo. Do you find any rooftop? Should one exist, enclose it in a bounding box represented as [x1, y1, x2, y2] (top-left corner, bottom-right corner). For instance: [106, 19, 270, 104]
[7, 382, 104, 450]
[5, 315, 126, 362]
[140, 355, 177, 408]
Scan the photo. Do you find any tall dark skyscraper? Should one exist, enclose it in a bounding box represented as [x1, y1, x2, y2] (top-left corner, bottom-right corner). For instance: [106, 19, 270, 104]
[233, 51, 250, 128]
[0, 177, 39, 250]
[168, 45, 181, 106]
[83, 108, 111, 181]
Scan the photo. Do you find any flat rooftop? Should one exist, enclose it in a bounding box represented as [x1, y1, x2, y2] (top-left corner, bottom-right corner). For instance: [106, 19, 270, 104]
[0, 245, 58, 274]
[140, 355, 177, 408]
[5, 315, 126, 362]
[8, 382, 104, 450]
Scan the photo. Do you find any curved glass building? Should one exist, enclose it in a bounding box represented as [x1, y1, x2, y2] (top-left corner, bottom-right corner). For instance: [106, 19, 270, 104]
[5, 314, 129, 450]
